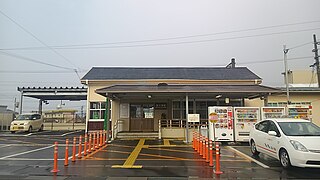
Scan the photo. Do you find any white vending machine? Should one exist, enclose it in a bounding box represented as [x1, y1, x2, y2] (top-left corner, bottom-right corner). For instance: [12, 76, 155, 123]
[287, 105, 312, 121]
[208, 106, 234, 142]
[261, 107, 286, 119]
[234, 107, 260, 142]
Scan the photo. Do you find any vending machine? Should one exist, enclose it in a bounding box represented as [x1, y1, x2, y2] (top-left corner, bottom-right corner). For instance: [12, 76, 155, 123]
[208, 106, 234, 142]
[287, 105, 312, 121]
[261, 107, 286, 119]
[234, 107, 260, 142]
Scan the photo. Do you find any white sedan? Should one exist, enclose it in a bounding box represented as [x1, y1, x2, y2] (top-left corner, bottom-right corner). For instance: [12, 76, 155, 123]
[249, 118, 320, 168]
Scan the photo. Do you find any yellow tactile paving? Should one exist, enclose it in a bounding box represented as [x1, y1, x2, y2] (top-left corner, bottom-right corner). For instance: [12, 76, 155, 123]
[164, 139, 171, 146]
[111, 138, 145, 168]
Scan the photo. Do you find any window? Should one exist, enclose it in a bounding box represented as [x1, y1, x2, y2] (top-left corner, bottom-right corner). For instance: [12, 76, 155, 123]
[256, 121, 269, 133]
[89, 102, 107, 119]
[269, 121, 280, 137]
[172, 101, 193, 119]
[130, 104, 154, 118]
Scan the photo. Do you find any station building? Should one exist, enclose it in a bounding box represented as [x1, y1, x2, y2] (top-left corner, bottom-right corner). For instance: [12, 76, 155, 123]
[80, 62, 281, 141]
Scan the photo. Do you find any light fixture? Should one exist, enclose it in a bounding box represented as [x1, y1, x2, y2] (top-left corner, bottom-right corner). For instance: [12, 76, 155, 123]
[225, 97, 230, 104]
[216, 94, 222, 99]
[147, 95, 152, 99]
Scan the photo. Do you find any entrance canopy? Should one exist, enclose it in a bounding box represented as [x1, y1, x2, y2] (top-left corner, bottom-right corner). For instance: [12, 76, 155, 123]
[96, 84, 281, 100]
[17, 86, 87, 114]
[18, 86, 87, 100]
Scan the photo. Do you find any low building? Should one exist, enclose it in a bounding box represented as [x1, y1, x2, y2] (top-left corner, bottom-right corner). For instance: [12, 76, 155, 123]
[247, 69, 320, 126]
[0, 105, 15, 131]
[81, 62, 280, 140]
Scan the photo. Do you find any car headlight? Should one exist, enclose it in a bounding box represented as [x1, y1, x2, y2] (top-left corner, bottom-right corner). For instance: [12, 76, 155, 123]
[290, 140, 308, 152]
[24, 122, 30, 125]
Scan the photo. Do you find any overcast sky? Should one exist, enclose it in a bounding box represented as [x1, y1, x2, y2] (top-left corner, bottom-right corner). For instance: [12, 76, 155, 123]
[0, 0, 320, 113]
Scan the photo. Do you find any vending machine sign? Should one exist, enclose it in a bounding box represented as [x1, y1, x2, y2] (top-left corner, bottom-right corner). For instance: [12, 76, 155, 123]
[208, 106, 234, 142]
[209, 112, 218, 123]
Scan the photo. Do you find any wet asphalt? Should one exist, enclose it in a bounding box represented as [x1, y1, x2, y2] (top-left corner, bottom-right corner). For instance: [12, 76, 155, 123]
[0, 130, 319, 179]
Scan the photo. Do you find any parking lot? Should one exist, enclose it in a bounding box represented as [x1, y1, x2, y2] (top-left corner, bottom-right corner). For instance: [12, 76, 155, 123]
[0, 131, 319, 179]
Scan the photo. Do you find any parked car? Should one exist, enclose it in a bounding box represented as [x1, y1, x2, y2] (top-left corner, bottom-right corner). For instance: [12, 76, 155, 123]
[10, 113, 44, 133]
[249, 118, 320, 168]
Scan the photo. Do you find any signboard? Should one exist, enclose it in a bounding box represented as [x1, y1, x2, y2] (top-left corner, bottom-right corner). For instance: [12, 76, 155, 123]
[120, 103, 129, 118]
[188, 114, 200, 122]
[209, 112, 218, 123]
[155, 103, 167, 109]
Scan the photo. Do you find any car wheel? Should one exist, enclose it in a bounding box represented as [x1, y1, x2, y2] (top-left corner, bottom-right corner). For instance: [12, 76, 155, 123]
[280, 149, 291, 168]
[250, 140, 260, 156]
[38, 125, 44, 132]
[28, 126, 32, 133]
[10, 131, 15, 134]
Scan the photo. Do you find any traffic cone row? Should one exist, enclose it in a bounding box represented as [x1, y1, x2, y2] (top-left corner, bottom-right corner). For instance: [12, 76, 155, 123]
[52, 130, 108, 174]
[192, 131, 223, 175]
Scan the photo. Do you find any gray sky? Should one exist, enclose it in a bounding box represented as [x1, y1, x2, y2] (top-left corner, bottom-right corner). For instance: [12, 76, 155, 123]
[0, 0, 320, 113]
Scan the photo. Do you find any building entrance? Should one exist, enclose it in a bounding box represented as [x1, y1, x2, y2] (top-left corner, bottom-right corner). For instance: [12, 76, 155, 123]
[130, 104, 154, 131]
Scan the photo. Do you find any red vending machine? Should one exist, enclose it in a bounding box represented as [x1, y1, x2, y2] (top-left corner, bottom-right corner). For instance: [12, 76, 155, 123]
[208, 106, 234, 142]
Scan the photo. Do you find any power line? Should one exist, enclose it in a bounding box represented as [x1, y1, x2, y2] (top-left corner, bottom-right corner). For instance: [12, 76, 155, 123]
[0, 9, 80, 75]
[237, 56, 314, 65]
[25, 27, 320, 50]
[2, 20, 320, 51]
[288, 42, 313, 50]
[0, 51, 75, 70]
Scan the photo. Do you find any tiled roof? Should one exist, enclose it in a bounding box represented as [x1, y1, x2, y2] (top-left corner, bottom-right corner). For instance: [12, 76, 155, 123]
[81, 67, 261, 81]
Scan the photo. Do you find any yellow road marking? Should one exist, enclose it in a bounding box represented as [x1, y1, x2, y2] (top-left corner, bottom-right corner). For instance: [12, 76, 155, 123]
[83, 144, 108, 160]
[111, 138, 145, 168]
[82, 158, 249, 162]
[164, 139, 170, 146]
[148, 147, 194, 154]
[145, 145, 177, 148]
[108, 144, 136, 148]
[138, 152, 188, 160]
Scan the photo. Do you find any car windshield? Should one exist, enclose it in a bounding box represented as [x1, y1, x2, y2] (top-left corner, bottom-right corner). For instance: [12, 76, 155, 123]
[15, 115, 32, 120]
[278, 121, 320, 136]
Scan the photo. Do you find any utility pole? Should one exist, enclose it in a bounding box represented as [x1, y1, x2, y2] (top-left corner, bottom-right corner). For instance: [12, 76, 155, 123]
[283, 45, 290, 105]
[313, 34, 320, 87]
[13, 98, 16, 113]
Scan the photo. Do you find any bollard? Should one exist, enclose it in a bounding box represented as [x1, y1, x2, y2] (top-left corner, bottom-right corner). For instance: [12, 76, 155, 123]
[199, 136, 203, 156]
[100, 131, 103, 147]
[192, 132, 195, 149]
[198, 134, 201, 153]
[205, 138, 209, 162]
[195, 132, 198, 151]
[84, 134, 87, 156]
[209, 140, 213, 167]
[103, 130, 106, 145]
[194, 132, 197, 151]
[214, 142, 223, 175]
[96, 132, 99, 149]
[88, 133, 92, 154]
[202, 137, 206, 159]
[51, 141, 60, 173]
[78, 135, 82, 159]
[72, 137, 76, 162]
[64, 139, 69, 166]
[92, 133, 96, 151]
